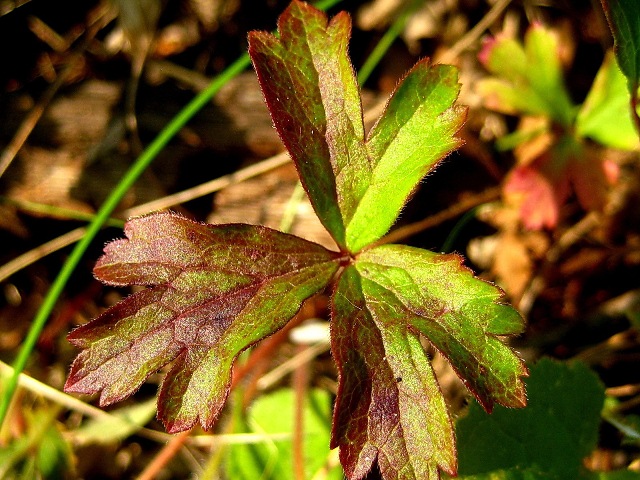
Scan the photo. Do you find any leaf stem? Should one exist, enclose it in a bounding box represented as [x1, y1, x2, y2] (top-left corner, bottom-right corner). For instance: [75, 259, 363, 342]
[375, 187, 501, 247]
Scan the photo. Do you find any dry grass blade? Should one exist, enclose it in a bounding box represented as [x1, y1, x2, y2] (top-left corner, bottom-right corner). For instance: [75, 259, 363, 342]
[0, 153, 291, 283]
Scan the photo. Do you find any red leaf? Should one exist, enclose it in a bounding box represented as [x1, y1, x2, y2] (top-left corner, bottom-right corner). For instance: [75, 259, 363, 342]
[504, 138, 618, 230]
[504, 164, 563, 230]
[331, 267, 457, 479]
[65, 213, 339, 432]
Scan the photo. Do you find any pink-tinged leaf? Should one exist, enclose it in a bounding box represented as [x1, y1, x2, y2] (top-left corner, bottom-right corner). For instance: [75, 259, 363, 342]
[65, 213, 339, 432]
[504, 164, 564, 230]
[504, 136, 617, 230]
[249, 1, 465, 253]
[355, 245, 528, 413]
[331, 266, 456, 480]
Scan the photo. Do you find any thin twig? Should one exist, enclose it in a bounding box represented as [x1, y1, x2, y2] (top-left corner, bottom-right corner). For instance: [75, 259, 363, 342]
[186, 432, 292, 447]
[0, 153, 291, 284]
[292, 344, 309, 480]
[517, 211, 601, 316]
[256, 342, 330, 391]
[0, 360, 106, 421]
[375, 186, 501, 247]
[0, 227, 86, 283]
[136, 430, 192, 480]
[126, 152, 290, 217]
[0, 360, 169, 443]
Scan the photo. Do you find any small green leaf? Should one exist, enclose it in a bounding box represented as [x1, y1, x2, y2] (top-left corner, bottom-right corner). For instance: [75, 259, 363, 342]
[577, 51, 639, 150]
[356, 244, 527, 411]
[601, 0, 640, 94]
[37, 416, 73, 479]
[478, 24, 576, 126]
[64, 213, 339, 432]
[249, 0, 465, 253]
[454, 358, 605, 479]
[0, 407, 72, 479]
[225, 388, 342, 480]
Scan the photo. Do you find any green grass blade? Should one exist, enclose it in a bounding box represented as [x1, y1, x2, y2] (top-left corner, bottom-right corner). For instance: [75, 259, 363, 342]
[357, 0, 421, 86]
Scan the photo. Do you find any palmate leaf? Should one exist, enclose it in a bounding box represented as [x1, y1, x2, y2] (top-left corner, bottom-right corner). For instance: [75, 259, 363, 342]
[65, 2, 528, 479]
[64, 213, 340, 432]
[248, 0, 465, 253]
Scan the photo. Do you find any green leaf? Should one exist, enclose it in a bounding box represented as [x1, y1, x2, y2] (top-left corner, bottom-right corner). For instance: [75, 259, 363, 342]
[356, 244, 528, 411]
[64, 213, 339, 432]
[454, 358, 605, 479]
[225, 388, 342, 480]
[600, 0, 640, 94]
[478, 24, 576, 126]
[331, 265, 456, 479]
[248, 0, 465, 253]
[347, 61, 466, 252]
[0, 407, 72, 479]
[330, 248, 526, 479]
[577, 51, 639, 150]
[248, 0, 364, 248]
[37, 416, 73, 480]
